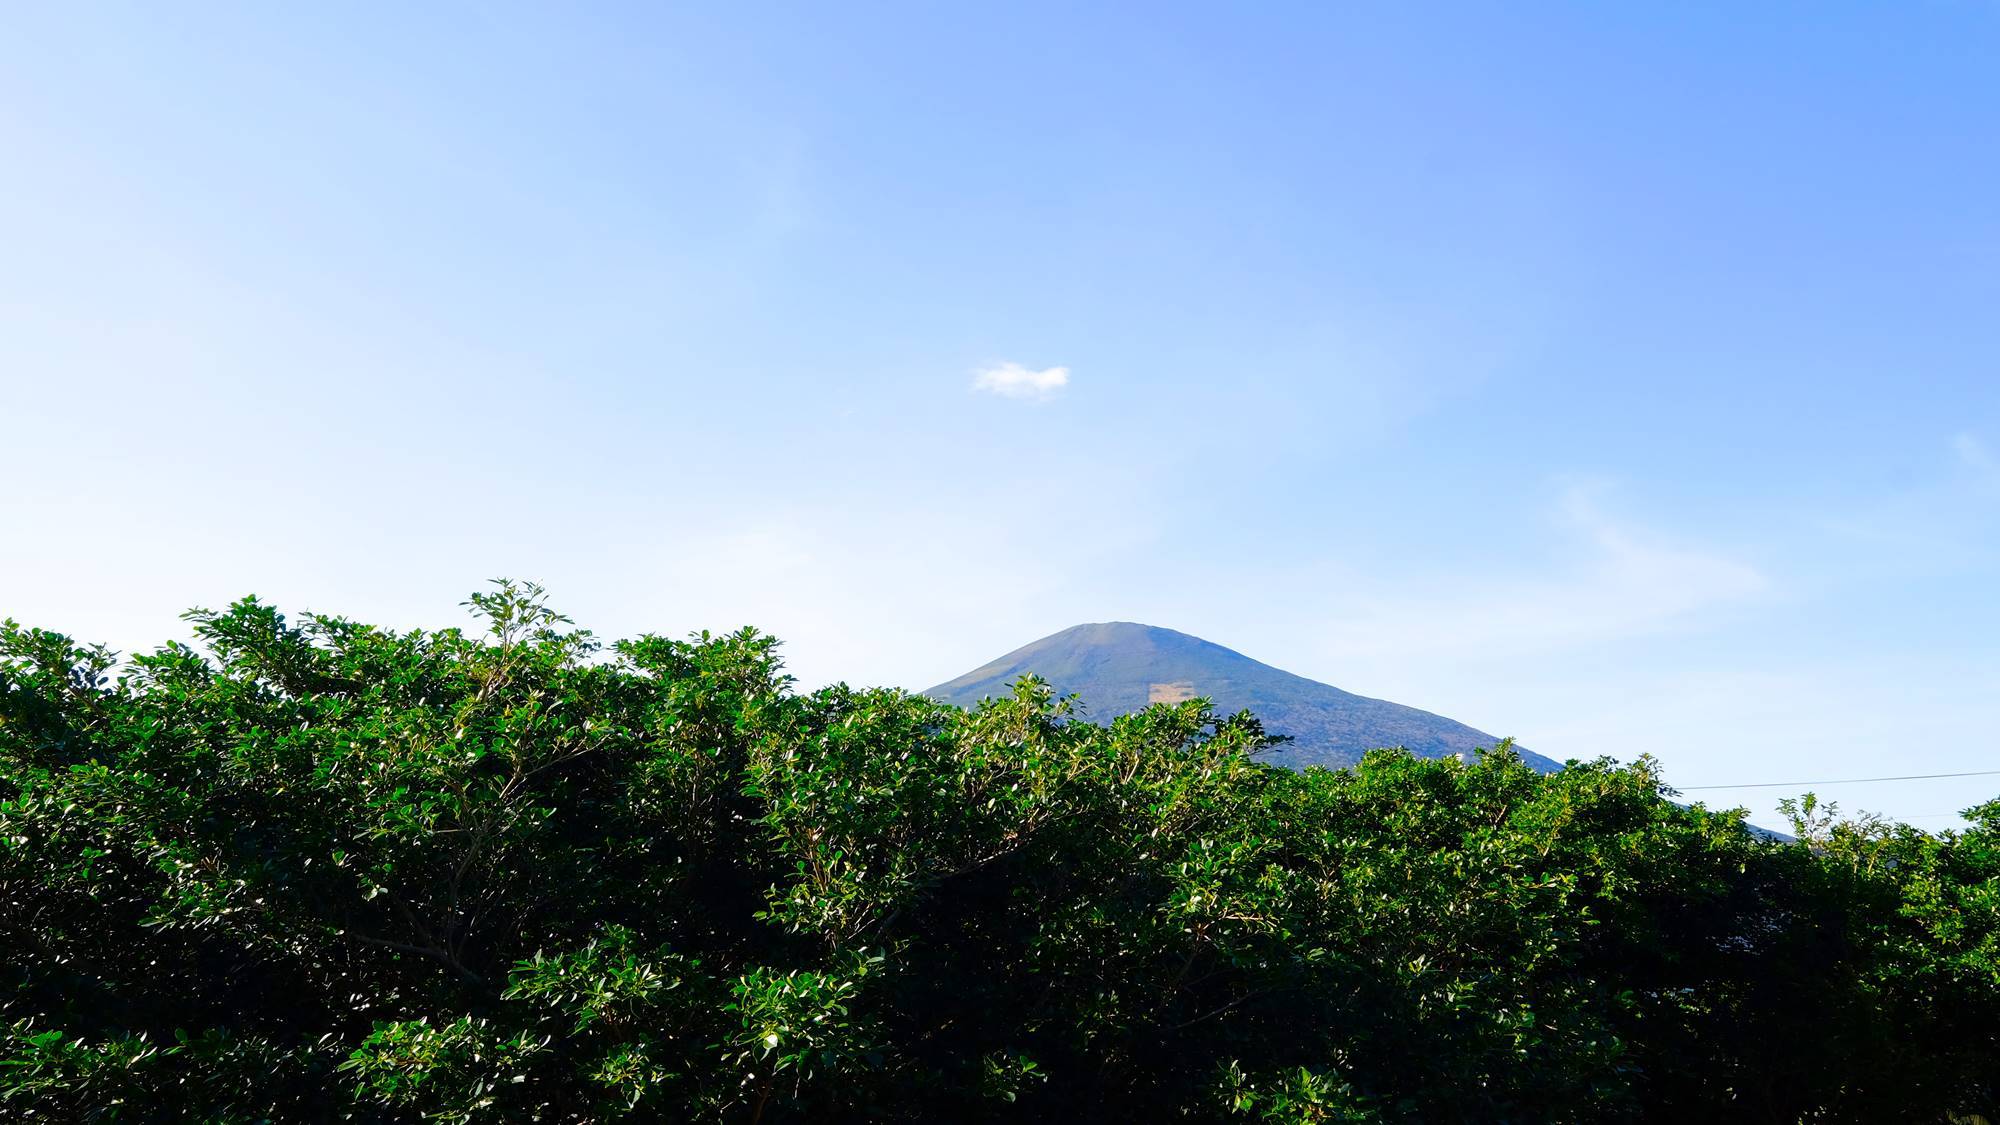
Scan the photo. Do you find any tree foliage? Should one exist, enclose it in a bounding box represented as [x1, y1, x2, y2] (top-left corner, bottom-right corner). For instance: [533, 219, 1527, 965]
[2, 583, 1995, 1121]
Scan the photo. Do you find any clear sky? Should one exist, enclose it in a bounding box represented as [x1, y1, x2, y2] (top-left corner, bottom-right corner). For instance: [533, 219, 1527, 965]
[5, 3, 1998, 829]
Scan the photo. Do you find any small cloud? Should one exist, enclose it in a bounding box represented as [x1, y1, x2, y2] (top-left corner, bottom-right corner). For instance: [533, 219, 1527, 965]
[973, 362, 1069, 401]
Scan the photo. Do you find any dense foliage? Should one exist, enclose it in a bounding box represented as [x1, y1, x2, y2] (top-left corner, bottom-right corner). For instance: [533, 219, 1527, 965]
[3, 584, 1996, 1122]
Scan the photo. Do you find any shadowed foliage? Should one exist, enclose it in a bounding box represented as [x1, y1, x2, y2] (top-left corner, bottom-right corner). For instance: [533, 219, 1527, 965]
[3, 585, 1996, 1122]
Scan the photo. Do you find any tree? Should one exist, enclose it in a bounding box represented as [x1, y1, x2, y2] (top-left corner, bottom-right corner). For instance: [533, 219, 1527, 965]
[3, 584, 1996, 1121]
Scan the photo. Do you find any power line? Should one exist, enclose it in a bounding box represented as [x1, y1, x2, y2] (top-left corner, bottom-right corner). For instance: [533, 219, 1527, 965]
[1680, 768, 2000, 792]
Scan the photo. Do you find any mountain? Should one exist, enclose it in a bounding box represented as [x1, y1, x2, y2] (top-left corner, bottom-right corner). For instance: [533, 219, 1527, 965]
[926, 622, 1560, 772]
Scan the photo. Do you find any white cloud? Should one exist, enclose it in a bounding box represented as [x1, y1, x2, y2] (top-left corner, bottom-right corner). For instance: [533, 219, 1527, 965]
[627, 498, 1148, 691]
[1954, 432, 1999, 489]
[1305, 483, 1770, 664]
[972, 362, 1069, 401]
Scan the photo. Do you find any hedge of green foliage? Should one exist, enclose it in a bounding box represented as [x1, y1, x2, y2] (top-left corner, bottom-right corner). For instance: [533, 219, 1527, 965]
[3, 583, 1996, 1122]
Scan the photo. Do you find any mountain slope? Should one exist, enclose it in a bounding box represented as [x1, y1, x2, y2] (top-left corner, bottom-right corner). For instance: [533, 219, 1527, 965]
[926, 622, 1560, 772]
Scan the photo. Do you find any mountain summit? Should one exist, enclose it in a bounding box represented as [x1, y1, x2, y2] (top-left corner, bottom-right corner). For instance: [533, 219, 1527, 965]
[926, 622, 1558, 772]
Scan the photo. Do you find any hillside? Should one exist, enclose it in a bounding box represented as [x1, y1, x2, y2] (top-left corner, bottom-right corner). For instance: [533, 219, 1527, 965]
[926, 621, 1560, 771]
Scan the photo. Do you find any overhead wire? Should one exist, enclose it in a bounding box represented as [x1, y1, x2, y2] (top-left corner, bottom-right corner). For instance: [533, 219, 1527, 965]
[1678, 768, 2000, 791]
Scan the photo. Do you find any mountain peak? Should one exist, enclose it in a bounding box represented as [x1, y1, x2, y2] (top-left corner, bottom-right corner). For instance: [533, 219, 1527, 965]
[927, 624, 1556, 772]
[1033, 621, 1206, 644]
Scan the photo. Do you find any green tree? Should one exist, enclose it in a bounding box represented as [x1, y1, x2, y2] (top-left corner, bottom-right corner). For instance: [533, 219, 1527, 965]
[3, 583, 1996, 1121]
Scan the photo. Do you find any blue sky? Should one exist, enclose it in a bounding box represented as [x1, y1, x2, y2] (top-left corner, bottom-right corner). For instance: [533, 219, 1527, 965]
[5, 2, 1998, 827]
